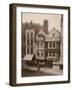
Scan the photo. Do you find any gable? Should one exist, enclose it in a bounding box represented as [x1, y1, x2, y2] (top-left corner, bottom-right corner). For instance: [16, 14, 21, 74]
[49, 27, 61, 38]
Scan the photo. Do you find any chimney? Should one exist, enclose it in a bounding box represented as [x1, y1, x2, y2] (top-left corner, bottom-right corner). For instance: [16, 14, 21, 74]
[43, 20, 48, 34]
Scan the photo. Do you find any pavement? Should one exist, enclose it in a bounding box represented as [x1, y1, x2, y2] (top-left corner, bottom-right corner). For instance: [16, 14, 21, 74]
[40, 67, 63, 75]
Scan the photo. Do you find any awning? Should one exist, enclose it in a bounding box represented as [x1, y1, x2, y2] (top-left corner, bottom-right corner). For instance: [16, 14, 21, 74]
[23, 54, 34, 61]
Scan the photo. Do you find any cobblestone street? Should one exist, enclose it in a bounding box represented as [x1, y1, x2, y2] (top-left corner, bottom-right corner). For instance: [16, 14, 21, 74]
[22, 66, 63, 77]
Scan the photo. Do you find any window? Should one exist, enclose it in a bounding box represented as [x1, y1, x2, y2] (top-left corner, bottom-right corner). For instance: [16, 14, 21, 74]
[27, 48, 29, 54]
[41, 41, 43, 46]
[47, 52, 49, 56]
[60, 64, 63, 70]
[53, 52, 55, 56]
[31, 32, 33, 38]
[49, 41, 52, 48]
[57, 42, 60, 48]
[37, 52, 39, 56]
[31, 48, 33, 54]
[53, 33, 55, 37]
[49, 52, 52, 56]
[31, 39, 33, 45]
[37, 41, 39, 46]
[27, 39, 29, 45]
[56, 53, 58, 57]
[53, 42, 55, 48]
[41, 53, 43, 56]
[27, 32, 29, 38]
[37, 41, 40, 46]
[47, 42, 49, 48]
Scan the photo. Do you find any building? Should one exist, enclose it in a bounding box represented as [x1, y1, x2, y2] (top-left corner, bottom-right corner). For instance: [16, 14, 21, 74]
[36, 28, 46, 65]
[25, 28, 35, 54]
[53, 15, 63, 70]
[22, 18, 62, 70]
[45, 27, 61, 68]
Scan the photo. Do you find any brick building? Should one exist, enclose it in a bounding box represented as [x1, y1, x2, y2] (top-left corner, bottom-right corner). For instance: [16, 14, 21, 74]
[22, 17, 63, 70]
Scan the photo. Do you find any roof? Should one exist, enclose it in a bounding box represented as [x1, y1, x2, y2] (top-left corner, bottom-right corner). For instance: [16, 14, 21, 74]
[22, 22, 41, 34]
[23, 54, 34, 61]
[45, 27, 61, 41]
[45, 34, 61, 42]
[37, 29, 46, 36]
[49, 27, 60, 34]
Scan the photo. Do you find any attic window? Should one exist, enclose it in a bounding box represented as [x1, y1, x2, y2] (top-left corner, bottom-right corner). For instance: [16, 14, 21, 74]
[53, 33, 55, 37]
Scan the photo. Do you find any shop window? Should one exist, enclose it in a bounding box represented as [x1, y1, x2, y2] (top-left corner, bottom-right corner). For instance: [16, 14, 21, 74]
[60, 64, 63, 70]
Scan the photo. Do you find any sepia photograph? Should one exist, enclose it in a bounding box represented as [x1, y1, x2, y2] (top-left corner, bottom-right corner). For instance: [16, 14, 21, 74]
[9, 3, 70, 86]
[21, 13, 63, 77]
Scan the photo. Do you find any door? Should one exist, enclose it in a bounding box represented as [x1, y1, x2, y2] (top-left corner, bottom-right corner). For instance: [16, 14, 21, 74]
[47, 61, 53, 68]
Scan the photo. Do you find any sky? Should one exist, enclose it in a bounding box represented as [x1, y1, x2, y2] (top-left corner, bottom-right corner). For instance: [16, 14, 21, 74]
[22, 13, 61, 31]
